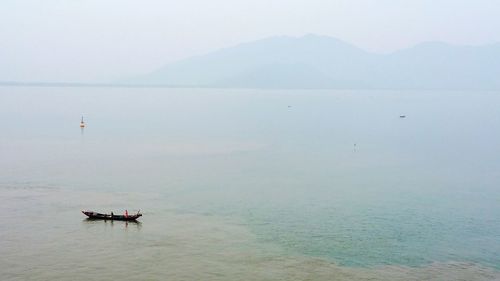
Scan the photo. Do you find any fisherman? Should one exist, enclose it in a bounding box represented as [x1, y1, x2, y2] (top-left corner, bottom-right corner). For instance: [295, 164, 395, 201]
[111, 212, 114, 218]
[125, 210, 128, 218]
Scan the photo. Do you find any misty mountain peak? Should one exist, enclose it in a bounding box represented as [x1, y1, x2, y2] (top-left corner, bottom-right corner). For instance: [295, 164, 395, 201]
[129, 36, 500, 90]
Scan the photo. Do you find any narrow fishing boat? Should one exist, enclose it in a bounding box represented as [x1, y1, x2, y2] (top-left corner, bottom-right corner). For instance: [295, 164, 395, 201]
[82, 210, 142, 221]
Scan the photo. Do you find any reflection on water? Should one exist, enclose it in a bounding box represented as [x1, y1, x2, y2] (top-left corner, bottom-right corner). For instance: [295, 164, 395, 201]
[82, 218, 142, 230]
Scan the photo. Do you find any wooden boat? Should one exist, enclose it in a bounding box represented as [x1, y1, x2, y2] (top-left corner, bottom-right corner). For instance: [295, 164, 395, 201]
[82, 210, 142, 221]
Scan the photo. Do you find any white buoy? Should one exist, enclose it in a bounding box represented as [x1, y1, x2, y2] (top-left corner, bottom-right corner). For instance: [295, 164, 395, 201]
[80, 116, 85, 128]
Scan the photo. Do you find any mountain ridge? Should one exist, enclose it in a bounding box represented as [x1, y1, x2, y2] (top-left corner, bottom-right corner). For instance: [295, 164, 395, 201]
[127, 34, 500, 90]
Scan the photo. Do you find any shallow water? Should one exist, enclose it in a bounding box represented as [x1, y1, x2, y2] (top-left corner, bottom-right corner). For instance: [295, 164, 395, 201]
[1, 87, 500, 280]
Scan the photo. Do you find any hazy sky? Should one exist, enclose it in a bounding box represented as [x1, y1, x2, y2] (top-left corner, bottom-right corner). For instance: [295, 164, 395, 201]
[1, 0, 500, 82]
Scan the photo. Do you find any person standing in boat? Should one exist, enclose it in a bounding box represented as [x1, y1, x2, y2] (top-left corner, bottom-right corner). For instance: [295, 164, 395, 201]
[125, 210, 128, 218]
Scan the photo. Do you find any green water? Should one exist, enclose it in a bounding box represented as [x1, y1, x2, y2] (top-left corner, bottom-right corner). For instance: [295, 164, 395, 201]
[1, 87, 499, 280]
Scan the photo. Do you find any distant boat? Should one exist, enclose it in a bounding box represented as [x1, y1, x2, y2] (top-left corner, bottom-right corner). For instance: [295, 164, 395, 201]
[82, 210, 142, 221]
[80, 116, 86, 128]
[400, 115, 406, 118]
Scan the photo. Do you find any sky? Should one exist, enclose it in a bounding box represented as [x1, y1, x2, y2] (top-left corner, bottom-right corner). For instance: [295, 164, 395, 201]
[1, 0, 500, 82]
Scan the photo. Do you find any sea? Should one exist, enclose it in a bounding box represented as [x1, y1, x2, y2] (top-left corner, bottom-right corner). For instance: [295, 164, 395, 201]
[1, 86, 499, 280]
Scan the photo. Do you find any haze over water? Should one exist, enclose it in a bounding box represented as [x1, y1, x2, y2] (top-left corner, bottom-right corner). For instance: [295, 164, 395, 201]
[1, 86, 500, 280]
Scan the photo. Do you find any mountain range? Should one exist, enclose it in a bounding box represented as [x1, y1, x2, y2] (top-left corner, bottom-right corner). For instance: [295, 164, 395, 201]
[128, 34, 500, 90]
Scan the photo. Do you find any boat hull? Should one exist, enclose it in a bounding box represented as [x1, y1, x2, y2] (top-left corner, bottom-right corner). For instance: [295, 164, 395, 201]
[82, 211, 142, 221]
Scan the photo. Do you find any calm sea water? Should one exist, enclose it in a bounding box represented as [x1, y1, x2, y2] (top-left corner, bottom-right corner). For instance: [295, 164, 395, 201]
[1, 86, 500, 280]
